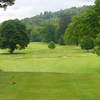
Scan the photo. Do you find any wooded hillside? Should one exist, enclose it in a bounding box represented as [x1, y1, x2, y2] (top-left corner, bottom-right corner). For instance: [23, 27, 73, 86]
[21, 5, 89, 43]
[21, 5, 89, 27]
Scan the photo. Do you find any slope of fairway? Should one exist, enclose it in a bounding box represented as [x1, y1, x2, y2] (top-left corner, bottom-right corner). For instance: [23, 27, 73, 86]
[0, 42, 99, 73]
[0, 55, 100, 73]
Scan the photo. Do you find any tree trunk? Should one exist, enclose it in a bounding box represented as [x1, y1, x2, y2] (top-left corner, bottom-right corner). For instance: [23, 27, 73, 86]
[76, 40, 78, 46]
[87, 49, 89, 52]
[10, 49, 14, 53]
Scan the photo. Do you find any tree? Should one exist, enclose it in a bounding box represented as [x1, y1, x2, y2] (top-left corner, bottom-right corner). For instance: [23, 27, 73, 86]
[42, 23, 56, 43]
[55, 14, 72, 44]
[95, 0, 100, 13]
[93, 33, 100, 56]
[26, 27, 33, 36]
[0, 0, 15, 10]
[48, 41, 56, 51]
[30, 29, 42, 42]
[64, 2, 100, 46]
[59, 34, 65, 45]
[0, 19, 30, 53]
[64, 21, 80, 46]
[80, 36, 94, 51]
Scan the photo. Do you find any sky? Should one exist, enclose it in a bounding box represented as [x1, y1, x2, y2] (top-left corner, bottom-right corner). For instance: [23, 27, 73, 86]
[0, 0, 95, 23]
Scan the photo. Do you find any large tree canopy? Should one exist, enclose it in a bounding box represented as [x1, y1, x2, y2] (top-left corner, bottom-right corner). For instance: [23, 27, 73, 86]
[0, 0, 15, 10]
[0, 19, 30, 53]
[64, 14, 82, 46]
[64, 0, 100, 46]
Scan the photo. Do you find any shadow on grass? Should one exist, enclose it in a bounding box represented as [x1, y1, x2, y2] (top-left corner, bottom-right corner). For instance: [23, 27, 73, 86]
[0, 52, 27, 55]
[0, 69, 3, 72]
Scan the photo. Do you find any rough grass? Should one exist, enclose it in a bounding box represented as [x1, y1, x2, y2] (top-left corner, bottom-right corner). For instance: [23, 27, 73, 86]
[0, 42, 100, 100]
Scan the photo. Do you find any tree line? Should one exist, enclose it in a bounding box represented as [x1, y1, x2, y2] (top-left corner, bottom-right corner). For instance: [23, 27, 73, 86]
[21, 5, 89, 44]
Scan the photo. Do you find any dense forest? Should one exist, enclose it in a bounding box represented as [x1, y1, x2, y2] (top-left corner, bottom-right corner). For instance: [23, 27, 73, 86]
[21, 5, 89, 25]
[21, 5, 89, 43]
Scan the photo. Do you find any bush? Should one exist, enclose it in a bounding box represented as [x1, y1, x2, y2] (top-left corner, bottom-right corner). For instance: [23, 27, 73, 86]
[80, 36, 94, 51]
[48, 41, 56, 50]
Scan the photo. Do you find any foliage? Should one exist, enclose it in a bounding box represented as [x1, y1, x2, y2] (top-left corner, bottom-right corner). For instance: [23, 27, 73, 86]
[0, 19, 30, 53]
[94, 33, 100, 47]
[64, 2, 100, 46]
[80, 36, 94, 51]
[22, 5, 89, 26]
[21, 5, 89, 40]
[48, 41, 56, 50]
[93, 33, 100, 56]
[30, 29, 42, 42]
[93, 47, 100, 56]
[0, 0, 15, 10]
[64, 21, 80, 46]
[55, 14, 72, 43]
[59, 34, 65, 45]
[42, 23, 57, 43]
[80, 8, 99, 38]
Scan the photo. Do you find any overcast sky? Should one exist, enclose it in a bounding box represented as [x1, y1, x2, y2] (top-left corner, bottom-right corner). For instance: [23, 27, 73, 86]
[0, 0, 95, 23]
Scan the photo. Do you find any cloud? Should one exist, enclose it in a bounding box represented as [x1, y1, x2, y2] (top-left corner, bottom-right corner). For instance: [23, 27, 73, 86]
[0, 0, 94, 23]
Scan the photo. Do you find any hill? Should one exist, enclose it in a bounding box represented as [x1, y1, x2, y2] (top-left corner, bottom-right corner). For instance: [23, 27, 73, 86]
[21, 5, 89, 29]
[21, 5, 89, 42]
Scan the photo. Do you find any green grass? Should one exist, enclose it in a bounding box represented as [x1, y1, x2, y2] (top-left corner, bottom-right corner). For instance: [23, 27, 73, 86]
[0, 73, 100, 100]
[0, 42, 100, 100]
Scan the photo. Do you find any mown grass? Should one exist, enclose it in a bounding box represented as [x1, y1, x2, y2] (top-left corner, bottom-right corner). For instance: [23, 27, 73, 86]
[0, 73, 100, 100]
[0, 42, 100, 100]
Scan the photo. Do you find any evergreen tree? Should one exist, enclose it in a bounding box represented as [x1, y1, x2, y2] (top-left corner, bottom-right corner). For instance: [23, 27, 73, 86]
[55, 14, 72, 44]
[48, 41, 56, 51]
[59, 34, 65, 45]
[0, 0, 15, 10]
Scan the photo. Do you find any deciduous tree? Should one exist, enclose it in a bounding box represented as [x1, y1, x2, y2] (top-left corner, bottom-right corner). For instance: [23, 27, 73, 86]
[55, 14, 72, 44]
[80, 36, 94, 51]
[0, 19, 30, 53]
[64, 1, 100, 46]
[42, 23, 56, 43]
[93, 33, 100, 56]
[0, 0, 15, 10]
[31, 29, 42, 42]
